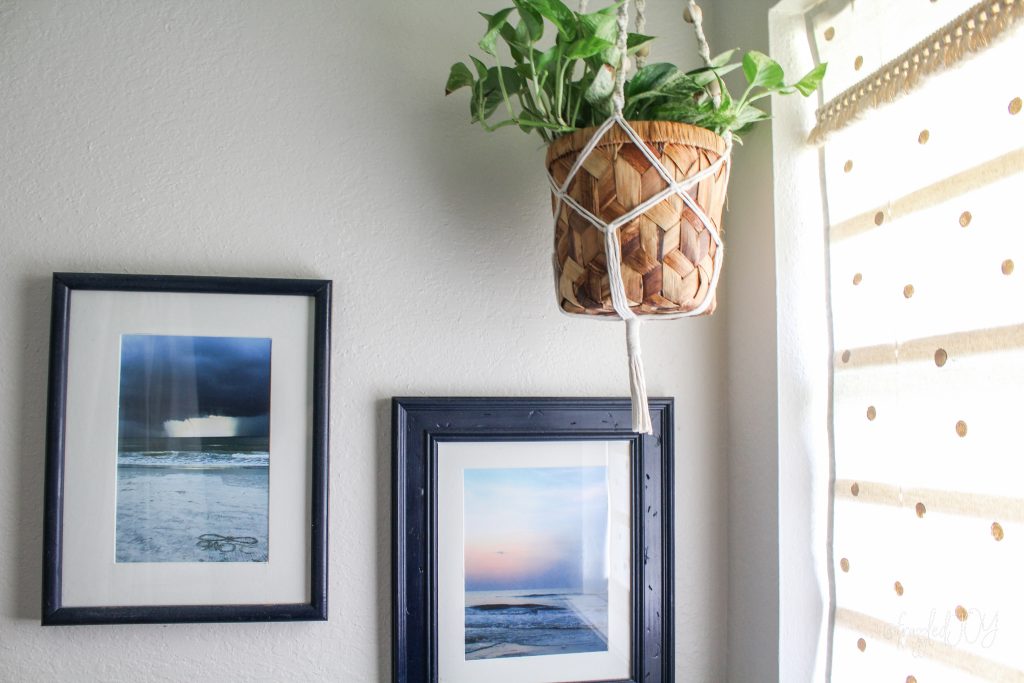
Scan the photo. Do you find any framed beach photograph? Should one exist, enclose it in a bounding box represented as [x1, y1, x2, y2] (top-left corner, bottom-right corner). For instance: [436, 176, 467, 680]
[392, 397, 674, 683]
[42, 273, 330, 625]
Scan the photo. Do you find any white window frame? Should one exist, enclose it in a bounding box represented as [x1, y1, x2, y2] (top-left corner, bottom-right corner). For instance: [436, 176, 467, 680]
[769, 1, 834, 680]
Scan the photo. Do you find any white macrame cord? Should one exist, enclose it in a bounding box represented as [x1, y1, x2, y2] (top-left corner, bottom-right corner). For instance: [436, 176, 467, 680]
[548, 1, 731, 434]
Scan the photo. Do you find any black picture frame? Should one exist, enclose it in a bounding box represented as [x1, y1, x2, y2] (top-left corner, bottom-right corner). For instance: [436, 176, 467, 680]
[392, 397, 674, 683]
[42, 272, 331, 625]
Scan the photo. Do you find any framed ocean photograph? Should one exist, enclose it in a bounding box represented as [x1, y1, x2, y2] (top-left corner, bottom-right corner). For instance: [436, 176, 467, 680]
[392, 397, 674, 683]
[42, 273, 330, 625]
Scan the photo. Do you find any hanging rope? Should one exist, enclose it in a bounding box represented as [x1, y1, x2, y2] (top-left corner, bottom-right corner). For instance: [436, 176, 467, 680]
[612, 0, 630, 117]
[684, 2, 711, 63]
[609, 0, 651, 433]
[635, 0, 649, 68]
[685, 1, 721, 107]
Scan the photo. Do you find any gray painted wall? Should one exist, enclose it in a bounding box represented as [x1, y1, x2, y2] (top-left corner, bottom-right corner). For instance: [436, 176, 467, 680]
[0, 1, 734, 680]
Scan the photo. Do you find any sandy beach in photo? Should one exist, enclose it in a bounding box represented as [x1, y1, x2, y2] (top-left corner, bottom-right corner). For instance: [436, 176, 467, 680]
[115, 452, 269, 563]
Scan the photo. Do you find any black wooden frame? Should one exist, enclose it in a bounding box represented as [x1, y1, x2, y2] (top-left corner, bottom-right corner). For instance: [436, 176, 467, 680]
[392, 397, 674, 683]
[42, 272, 331, 625]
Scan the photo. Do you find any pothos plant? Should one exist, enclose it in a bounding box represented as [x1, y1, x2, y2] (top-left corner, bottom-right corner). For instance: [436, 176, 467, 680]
[445, 0, 826, 144]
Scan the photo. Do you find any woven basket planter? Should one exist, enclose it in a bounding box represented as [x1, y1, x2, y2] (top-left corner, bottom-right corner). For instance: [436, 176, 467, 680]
[547, 121, 730, 317]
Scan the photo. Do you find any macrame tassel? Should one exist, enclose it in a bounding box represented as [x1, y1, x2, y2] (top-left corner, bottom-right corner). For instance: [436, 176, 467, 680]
[625, 317, 652, 434]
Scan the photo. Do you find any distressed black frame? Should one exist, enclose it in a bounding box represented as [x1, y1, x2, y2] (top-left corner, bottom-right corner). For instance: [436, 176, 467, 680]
[42, 272, 331, 625]
[392, 397, 674, 683]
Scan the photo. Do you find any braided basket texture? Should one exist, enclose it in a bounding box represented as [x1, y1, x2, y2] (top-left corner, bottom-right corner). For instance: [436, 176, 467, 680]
[547, 121, 729, 316]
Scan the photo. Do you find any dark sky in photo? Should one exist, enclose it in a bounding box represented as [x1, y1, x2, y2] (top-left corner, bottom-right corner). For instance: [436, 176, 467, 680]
[118, 335, 271, 438]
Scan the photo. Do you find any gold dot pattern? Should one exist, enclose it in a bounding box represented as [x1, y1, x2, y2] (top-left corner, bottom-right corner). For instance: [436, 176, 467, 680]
[819, 10, 1022, 657]
[819, 8, 1022, 672]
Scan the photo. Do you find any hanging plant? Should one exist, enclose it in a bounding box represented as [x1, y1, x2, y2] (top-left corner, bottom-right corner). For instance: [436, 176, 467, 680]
[445, 1, 826, 144]
[445, 0, 825, 433]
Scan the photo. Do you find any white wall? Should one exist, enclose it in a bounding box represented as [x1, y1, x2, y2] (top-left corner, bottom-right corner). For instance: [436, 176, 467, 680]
[704, 1, 784, 681]
[0, 2, 730, 680]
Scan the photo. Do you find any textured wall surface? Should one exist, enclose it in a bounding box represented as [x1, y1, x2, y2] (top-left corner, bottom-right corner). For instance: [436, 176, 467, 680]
[705, 1, 784, 681]
[0, 1, 731, 680]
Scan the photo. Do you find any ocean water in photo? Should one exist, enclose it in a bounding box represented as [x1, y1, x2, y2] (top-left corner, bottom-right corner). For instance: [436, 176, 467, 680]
[465, 589, 609, 660]
[115, 436, 269, 563]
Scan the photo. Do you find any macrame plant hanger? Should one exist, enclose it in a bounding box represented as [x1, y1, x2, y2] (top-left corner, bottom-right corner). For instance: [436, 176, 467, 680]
[548, 0, 732, 433]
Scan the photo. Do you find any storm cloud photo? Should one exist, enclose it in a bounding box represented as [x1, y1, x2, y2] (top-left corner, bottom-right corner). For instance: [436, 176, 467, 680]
[118, 335, 272, 439]
[115, 334, 273, 564]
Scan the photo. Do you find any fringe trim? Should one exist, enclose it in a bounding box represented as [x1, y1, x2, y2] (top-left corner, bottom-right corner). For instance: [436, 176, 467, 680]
[809, 0, 1024, 144]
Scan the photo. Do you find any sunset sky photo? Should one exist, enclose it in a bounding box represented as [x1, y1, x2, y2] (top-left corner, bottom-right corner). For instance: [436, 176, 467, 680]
[464, 466, 609, 593]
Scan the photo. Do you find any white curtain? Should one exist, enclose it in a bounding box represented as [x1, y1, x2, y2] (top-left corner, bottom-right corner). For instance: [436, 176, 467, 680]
[809, 0, 1024, 679]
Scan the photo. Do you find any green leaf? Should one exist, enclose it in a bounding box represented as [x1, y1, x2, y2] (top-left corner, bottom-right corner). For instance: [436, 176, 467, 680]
[626, 33, 655, 54]
[478, 8, 515, 56]
[649, 100, 704, 124]
[499, 22, 524, 49]
[567, 36, 613, 59]
[686, 62, 741, 88]
[791, 62, 827, 96]
[498, 23, 530, 62]
[733, 104, 770, 128]
[513, 0, 544, 42]
[536, 43, 561, 72]
[659, 75, 704, 99]
[470, 56, 489, 79]
[471, 79, 504, 121]
[484, 66, 524, 93]
[445, 62, 474, 95]
[708, 49, 737, 68]
[626, 62, 679, 97]
[584, 63, 615, 105]
[742, 50, 784, 90]
[578, 6, 619, 43]
[519, 0, 577, 40]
